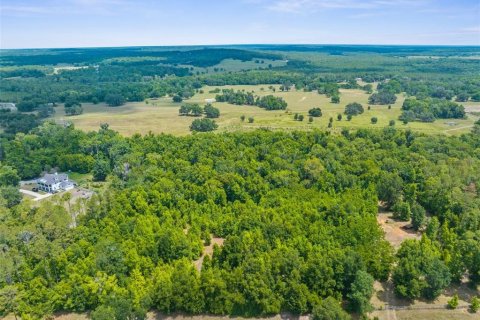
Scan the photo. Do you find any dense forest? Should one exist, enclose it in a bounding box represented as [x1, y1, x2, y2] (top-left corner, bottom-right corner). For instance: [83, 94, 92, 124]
[0, 45, 479, 319]
[0, 121, 479, 319]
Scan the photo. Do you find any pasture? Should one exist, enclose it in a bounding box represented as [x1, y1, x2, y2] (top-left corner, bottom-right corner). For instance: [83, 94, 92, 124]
[52, 85, 478, 136]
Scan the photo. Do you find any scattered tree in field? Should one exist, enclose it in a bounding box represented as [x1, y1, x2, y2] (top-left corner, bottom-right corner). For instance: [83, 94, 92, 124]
[179, 103, 203, 117]
[294, 113, 299, 121]
[65, 101, 83, 116]
[363, 84, 373, 94]
[309, 116, 313, 123]
[172, 95, 183, 103]
[248, 117, 254, 123]
[298, 115, 304, 121]
[371, 117, 378, 124]
[190, 118, 218, 132]
[308, 108, 322, 117]
[344, 103, 364, 116]
[105, 93, 126, 107]
[369, 91, 397, 105]
[331, 95, 340, 103]
[347, 114, 352, 121]
[389, 120, 395, 126]
[337, 114, 342, 121]
[240, 115, 246, 122]
[388, 105, 392, 109]
[257, 95, 288, 110]
[455, 92, 469, 102]
[204, 104, 220, 118]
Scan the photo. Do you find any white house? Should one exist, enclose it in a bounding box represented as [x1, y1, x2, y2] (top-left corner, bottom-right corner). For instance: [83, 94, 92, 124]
[37, 172, 74, 193]
[205, 98, 216, 104]
[0, 103, 17, 112]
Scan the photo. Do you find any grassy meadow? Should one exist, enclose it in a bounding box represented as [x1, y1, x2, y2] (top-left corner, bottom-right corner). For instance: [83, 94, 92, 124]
[52, 85, 479, 136]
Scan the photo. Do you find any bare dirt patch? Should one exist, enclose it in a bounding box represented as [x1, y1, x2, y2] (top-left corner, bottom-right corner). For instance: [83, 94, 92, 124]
[147, 312, 309, 320]
[370, 278, 479, 320]
[377, 208, 420, 249]
[193, 237, 225, 271]
[465, 105, 480, 113]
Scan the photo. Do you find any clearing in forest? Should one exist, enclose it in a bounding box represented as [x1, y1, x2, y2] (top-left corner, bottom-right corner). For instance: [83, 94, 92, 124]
[51, 85, 478, 136]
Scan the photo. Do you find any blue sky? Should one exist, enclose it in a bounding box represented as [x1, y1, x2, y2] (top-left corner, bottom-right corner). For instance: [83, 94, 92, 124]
[1, 0, 479, 48]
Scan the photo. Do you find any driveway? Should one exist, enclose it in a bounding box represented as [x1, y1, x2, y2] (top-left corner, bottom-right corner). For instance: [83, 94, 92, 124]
[19, 189, 52, 202]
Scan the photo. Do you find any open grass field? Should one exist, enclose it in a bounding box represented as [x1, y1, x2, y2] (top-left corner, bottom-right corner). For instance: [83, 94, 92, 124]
[183, 58, 287, 74]
[51, 85, 479, 136]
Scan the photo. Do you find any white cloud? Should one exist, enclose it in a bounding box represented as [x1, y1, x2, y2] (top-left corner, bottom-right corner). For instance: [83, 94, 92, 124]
[267, 0, 429, 13]
[0, 0, 134, 17]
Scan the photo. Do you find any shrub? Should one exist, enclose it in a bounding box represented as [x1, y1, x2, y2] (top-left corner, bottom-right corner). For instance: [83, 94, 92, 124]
[447, 294, 459, 309]
[471, 296, 479, 313]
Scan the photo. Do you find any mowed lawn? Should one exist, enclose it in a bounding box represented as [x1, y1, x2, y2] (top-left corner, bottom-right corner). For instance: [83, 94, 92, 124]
[52, 85, 479, 136]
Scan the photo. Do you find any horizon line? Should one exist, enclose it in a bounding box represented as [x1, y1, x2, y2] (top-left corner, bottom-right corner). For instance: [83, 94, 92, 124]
[1, 43, 480, 51]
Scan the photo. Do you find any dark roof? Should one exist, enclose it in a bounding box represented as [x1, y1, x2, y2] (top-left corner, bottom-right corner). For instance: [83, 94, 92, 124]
[37, 173, 68, 186]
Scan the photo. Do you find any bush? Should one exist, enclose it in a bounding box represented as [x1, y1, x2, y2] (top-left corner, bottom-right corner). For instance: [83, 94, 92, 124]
[331, 95, 340, 103]
[248, 117, 254, 123]
[371, 117, 378, 124]
[298, 115, 304, 121]
[389, 120, 395, 126]
[190, 118, 218, 132]
[240, 115, 246, 122]
[447, 294, 459, 309]
[471, 296, 479, 313]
